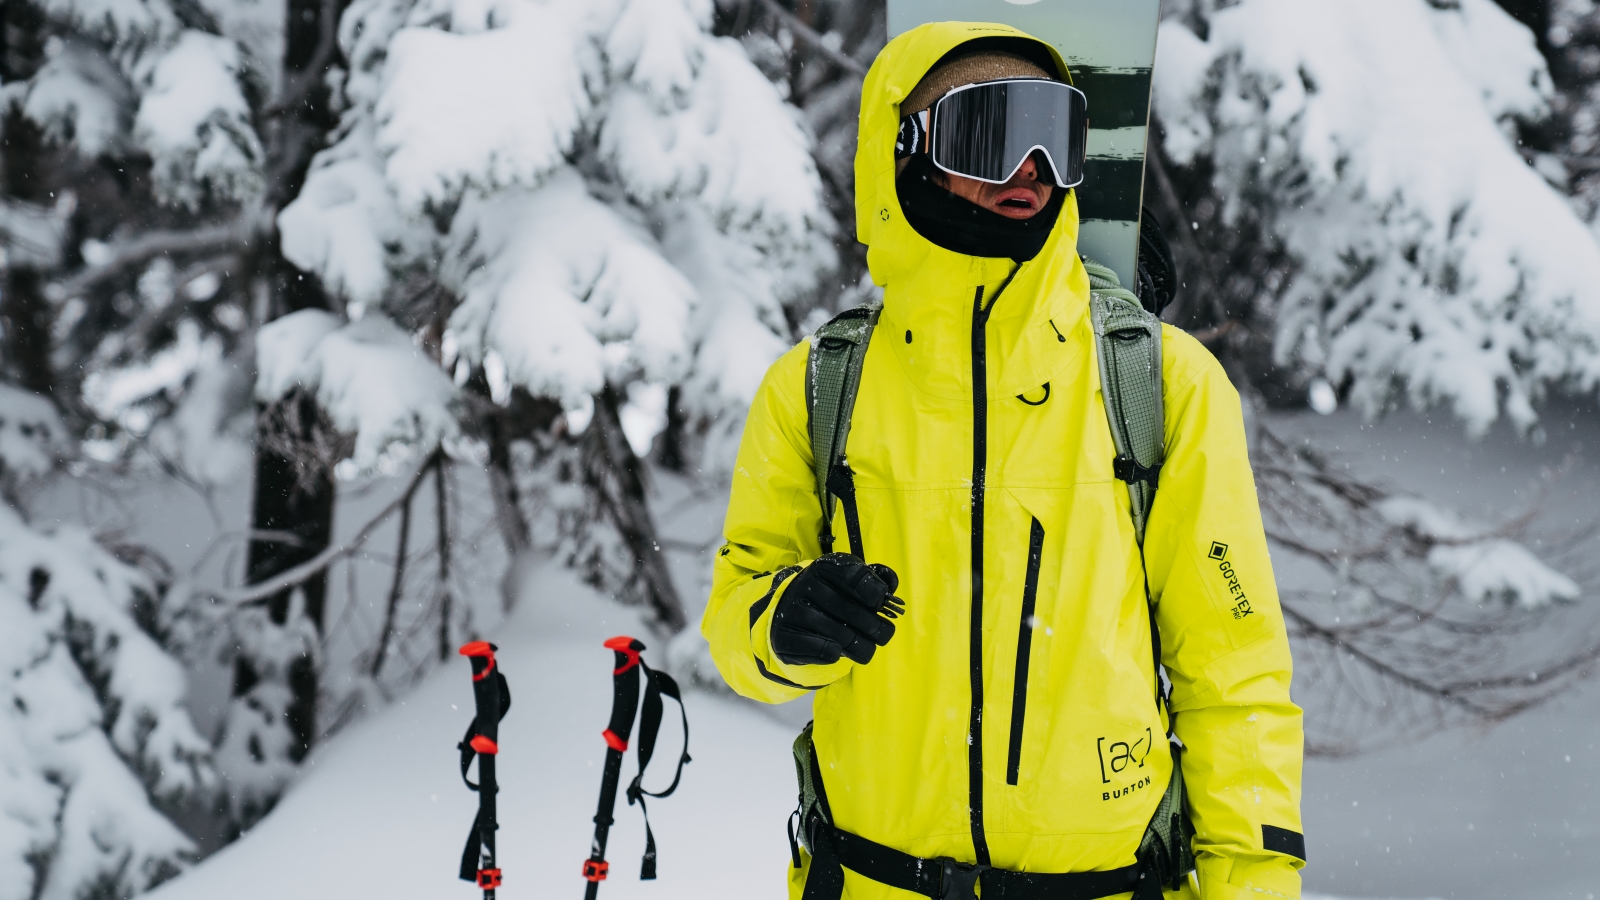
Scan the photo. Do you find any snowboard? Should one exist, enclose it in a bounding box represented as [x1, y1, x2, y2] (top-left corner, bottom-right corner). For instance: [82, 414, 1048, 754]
[887, 0, 1162, 289]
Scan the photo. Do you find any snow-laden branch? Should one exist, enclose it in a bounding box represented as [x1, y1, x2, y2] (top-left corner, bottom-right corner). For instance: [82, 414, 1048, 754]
[1156, 0, 1600, 433]
[751, 0, 868, 76]
[0, 195, 74, 269]
[53, 211, 267, 299]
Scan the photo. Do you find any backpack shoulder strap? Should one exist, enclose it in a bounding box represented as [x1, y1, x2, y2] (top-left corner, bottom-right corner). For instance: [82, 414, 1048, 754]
[1083, 258, 1195, 892]
[805, 305, 880, 556]
[1084, 257, 1166, 546]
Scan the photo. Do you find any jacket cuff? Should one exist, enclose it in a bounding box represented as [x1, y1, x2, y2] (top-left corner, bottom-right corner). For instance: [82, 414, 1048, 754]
[1196, 854, 1301, 900]
[750, 561, 854, 690]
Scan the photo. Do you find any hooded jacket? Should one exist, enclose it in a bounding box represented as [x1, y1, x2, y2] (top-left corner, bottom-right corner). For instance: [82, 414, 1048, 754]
[702, 21, 1305, 900]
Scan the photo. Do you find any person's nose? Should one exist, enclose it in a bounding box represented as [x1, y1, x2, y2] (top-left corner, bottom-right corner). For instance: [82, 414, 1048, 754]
[1016, 152, 1039, 182]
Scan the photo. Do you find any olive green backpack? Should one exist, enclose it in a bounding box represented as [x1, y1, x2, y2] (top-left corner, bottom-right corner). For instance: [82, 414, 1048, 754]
[792, 258, 1196, 892]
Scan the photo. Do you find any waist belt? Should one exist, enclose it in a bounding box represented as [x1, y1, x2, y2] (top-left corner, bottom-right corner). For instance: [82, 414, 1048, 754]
[804, 816, 1162, 900]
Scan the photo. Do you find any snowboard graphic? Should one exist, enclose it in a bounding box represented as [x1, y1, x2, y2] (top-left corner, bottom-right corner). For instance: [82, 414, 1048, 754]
[887, 0, 1162, 288]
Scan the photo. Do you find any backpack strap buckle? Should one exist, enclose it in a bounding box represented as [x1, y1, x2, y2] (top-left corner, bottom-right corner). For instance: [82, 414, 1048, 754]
[934, 858, 988, 900]
[1113, 455, 1162, 488]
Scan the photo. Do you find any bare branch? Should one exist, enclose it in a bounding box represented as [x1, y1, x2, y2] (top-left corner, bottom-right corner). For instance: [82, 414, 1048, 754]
[372, 454, 432, 678]
[435, 459, 453, 661]
[1280, 601, 1498, 719]
[54, 214, 266, 299]
[753, 0, 868, 76]
[213, 455, 436, 606]
[0, 194, 72, 268]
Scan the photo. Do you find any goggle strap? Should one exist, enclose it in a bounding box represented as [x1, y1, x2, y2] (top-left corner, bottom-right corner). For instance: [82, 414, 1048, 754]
[895, 109, 931, 160]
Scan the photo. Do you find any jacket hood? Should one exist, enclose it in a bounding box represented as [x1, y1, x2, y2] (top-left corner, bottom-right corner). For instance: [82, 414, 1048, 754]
[855, 22, 1078, 286]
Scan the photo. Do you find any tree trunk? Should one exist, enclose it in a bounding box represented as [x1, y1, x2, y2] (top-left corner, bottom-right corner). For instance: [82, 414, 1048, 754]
[1, 0, 56, 396]
[585, 386, 687, 632]
[229, 0, 352, 781]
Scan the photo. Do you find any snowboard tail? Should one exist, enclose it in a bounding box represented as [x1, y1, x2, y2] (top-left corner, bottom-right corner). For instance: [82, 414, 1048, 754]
[888, 0, 1162, 287]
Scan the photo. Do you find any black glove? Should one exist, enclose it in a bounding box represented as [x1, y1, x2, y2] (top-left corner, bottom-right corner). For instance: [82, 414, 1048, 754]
[771, 554, 905, 667]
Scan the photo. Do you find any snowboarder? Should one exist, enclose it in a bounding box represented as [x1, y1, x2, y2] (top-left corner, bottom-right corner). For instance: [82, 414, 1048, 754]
[702, 21, 1304, 900]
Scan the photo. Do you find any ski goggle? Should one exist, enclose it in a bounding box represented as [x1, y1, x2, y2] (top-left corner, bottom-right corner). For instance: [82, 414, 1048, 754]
[896, 78, 1088, 189]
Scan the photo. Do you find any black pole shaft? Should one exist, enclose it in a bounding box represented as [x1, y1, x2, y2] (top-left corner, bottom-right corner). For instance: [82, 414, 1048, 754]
[480, 750, 497, 900]
[585, 747, 625, 900]
[585, 637, 644, 899]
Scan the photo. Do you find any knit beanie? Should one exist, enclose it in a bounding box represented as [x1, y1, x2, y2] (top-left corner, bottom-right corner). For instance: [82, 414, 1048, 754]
[903, 51, 1054, 115]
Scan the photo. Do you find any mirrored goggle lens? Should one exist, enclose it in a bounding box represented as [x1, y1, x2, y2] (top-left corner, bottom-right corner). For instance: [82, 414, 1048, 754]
[930, 79, 1087, 188]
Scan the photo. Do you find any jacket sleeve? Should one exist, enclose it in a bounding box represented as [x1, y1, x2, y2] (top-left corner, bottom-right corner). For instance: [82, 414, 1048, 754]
[701, 341, 856, 702]
[1143, 328, 1306, 900]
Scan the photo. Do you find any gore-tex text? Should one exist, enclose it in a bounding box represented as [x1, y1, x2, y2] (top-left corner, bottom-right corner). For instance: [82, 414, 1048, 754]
[1209, 541, 1254, 619]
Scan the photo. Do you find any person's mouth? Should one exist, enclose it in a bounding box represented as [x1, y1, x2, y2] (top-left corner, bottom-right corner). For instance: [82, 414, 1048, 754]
[992, 187, 1041, 217]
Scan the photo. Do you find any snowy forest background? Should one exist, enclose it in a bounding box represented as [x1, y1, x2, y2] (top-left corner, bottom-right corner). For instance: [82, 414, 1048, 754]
[4, 0, 1600, 897]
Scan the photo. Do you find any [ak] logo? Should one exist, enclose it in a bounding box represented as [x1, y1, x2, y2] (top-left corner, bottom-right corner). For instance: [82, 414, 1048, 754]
[1097, 728, 1154, 801]
[1097, 728, 1152, 786]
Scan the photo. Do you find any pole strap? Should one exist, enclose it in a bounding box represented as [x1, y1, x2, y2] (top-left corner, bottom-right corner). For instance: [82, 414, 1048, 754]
[586, 637, 693, 887]
[457, 642, 511, 888]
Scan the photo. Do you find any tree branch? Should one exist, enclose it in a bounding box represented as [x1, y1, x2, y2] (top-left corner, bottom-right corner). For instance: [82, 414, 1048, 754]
[214, 455, 436, 606]
[753, 0, 868, 76]
[54, 214, 265, 299]
[262, 0, 344, 118]
[1280, 600, 1497, 719]
[371, 453, 431, 678]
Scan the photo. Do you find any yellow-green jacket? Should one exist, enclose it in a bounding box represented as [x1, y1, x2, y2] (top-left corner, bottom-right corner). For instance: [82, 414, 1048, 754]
[703, 21, 1304, 900]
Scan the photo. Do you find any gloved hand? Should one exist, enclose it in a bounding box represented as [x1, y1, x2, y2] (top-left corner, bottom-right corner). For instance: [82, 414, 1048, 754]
[771, 554, 905, 666]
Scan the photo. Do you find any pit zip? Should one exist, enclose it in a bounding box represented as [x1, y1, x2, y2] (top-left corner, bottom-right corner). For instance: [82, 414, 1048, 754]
[1006, 517, 1046, 786]
[966, 267, 1019, 867]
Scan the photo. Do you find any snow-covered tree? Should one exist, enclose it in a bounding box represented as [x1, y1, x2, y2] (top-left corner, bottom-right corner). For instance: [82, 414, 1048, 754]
[1156, 0, 1600, 433]
[278, 0, 833, 603]
[1146, 0, 1600, 751]
[0, 384, 215, 900]
[717, 0, 886, 313]
[2, 0, 269, 409]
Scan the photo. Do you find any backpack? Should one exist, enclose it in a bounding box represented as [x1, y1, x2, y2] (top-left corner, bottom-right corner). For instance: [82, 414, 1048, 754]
[794, 254, 1196, 892]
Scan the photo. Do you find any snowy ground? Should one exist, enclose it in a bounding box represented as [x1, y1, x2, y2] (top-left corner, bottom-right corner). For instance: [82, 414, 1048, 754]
[1275, 400, 1600, 900]
[146, 560, 803, 900]
[122, 399, 1600, 900]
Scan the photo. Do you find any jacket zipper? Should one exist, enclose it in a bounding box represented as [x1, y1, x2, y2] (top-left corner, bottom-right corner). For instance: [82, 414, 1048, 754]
[1006, 517, 1046, 786]
[967, 284, 992, 865]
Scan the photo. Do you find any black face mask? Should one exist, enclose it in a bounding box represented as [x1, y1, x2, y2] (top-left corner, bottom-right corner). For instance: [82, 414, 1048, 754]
[896, 154, 1067, 262]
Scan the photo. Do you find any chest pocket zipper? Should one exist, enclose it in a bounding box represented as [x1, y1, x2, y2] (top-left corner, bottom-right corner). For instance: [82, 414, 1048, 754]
[1006, 517, 1047, 786]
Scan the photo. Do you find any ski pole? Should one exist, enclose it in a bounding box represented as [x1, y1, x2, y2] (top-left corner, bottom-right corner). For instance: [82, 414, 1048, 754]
[458, 641, 511, 899]
[583, 636, 644, 899]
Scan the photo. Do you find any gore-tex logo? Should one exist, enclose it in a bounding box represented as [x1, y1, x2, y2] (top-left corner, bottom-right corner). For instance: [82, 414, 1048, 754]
[1210, 542, 1254, 619]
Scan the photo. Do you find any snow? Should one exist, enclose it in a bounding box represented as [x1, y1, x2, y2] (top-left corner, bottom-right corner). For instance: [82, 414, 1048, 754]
[255, 311, 461, 473]
[22, 37, 132, 157]
[1428, 538, 1580, 608]
[375, 6, 592, 209]
[1276, 403, 1600, 899]
[279, 0, 834, 478]
[442, 172, 696, 409]
[278, 125, 407, 309]
[145, 560, 802, 900]
[0, 385, 68, 482]
[1376, 496, 1581, 607]
[133, 30, 264, 206]
[83, 319, 226, 433]
[149, 354, 257, 486]
[0, 503, 213, 900]
[1155, 0, 1600, 435]
[39, 0, 181, 46]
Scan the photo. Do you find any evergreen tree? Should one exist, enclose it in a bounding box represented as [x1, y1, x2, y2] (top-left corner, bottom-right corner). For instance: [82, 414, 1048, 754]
[1154, 0, 1600, 433]
[277, 0, 835, 617]
[0, 385, 214, 900]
